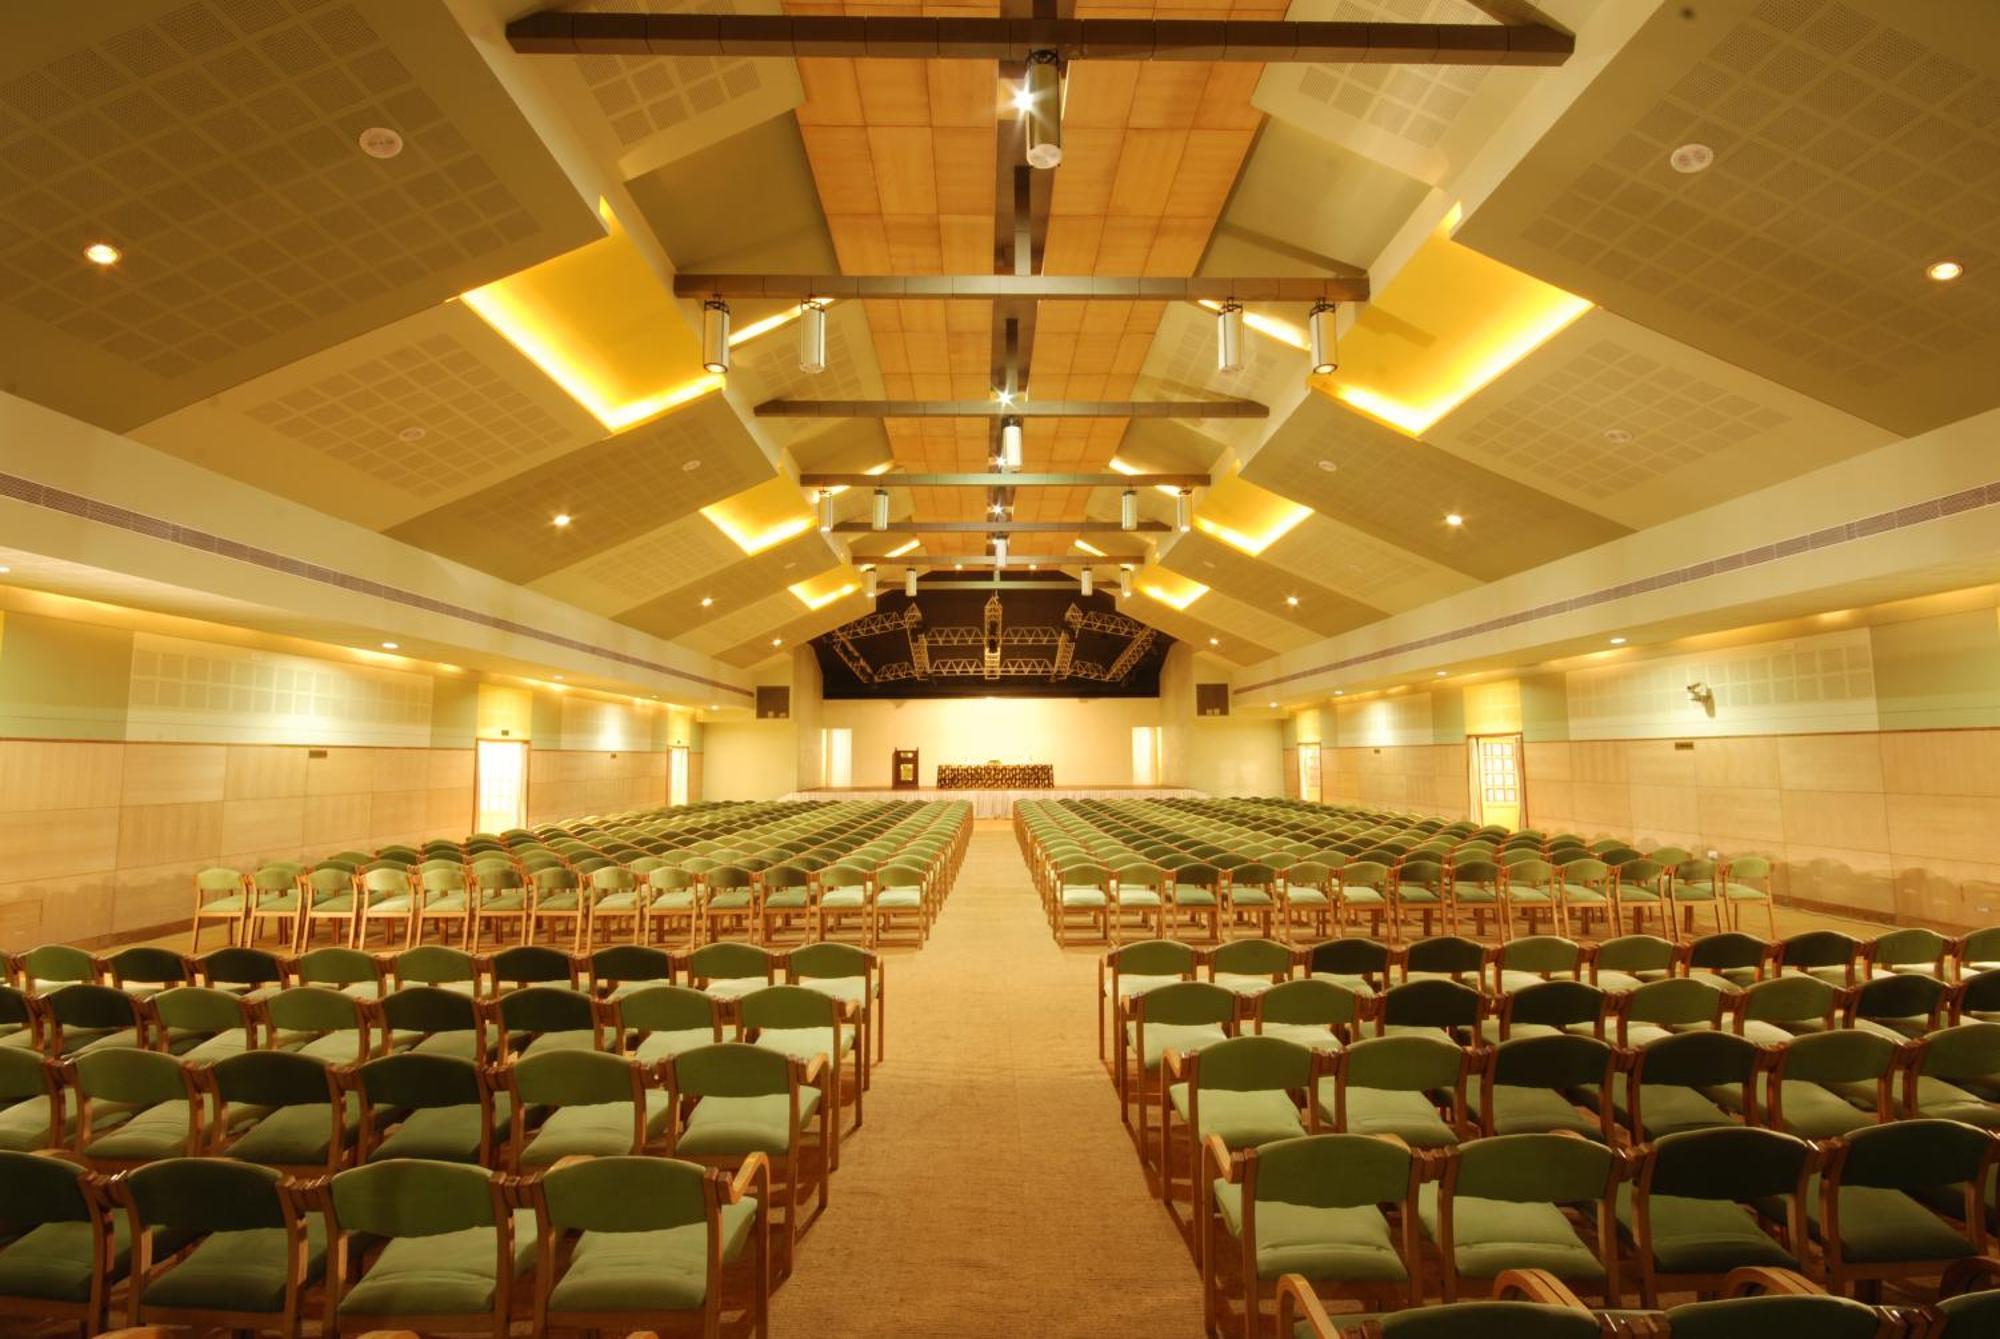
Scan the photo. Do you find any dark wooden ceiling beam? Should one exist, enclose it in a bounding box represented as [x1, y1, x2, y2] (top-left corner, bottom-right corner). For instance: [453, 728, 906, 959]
[802, 471, 1206, 487]
[508, 14, 1574, 65]
[676, 273, 1368, 302]
[834, 520, 1169, 533]
[759, 398, 1266, 419]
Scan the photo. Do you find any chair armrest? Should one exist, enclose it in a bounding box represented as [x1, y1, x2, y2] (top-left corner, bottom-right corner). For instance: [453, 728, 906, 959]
[1207, 1134, 1240, 1182]
[728, 1150, 771, 1203]
[1275, 1274, 1337, 1339]
[1723, 1266, 1825, 1297]
[1493, 1268, 1591, 1307]
[1163, 1048, 1188, 1081]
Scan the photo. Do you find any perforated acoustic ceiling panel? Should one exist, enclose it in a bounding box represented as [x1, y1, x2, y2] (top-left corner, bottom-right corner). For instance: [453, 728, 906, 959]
[1282, 0, 1495, 152]
[1260, 513, 1470, 613]
[128, 629, 432, 746]
[615, 531, 842, 641]
[1565, 627, 1877, 739]
[1456, 0, 2000, 435]
[0, 0, 600, 430]
[1138, 302, 1303, 450]
[531, 511, 748, 616]
[570, 0, 763, 150]
[1159, 528, 1384, 640]
[724, 300, 883, 448]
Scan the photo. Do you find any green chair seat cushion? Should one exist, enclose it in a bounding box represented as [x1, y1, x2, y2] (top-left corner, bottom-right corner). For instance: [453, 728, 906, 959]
[1229, 888, 1275, 906]
[84, 1100, 199, 1161]
[0, 1218, 131, 1302]
[274, 1031, 365, 1064]
[1614, 1186, 1797, 1274]
[1284, 888, 1329, 905]
[1630, 1086, 1734, 1139]
[228, 1096, 365, 1166]
[1594, 970, 1669, 992]
[337, 1210, 538, 1316]
[177, 1030, 253, 1064]
[0, 1097, 61, 1151]
[1911, 1077, 2000, 1129]
[1258, 1023, 1343, 1051]
[648, 891, 695, 911]
[1475, 1086, 1605, 1140]
[676, 1090, 822, 1157]
[1167, 1085, 1305, 1148]
[546, 1200, 758, 1315]
[1174, 887, 1218, 907]
[1213, 973, 1281, 996]
[1769, 1081, 1877, 1138]
[1659, 1294, 1885, 1339]
[876, 888, 922, 909]
[1115, 890, 1163, 907]
[635, 1029, 725, 1064]
[1723, 883, 1769, 900]
[1810, 1184, 1975, 1264]
[1309, 973, 1378, 997]
[372, 1100, 511, 1163]
[1059, 886, 1107, 908]
[818, 889, 865, 908]
[518, 1093, 672, 1167]
[751, 1025, 852, 1065]
[1416, 1185, 1605, 1281]
[763, 888, 811, 909]
[389, 1030, 483, 1062]
[1125, 1022, 1230, 1070]
[1211, 1182, 1407, 1283]
[477, 892, 528, 912]
[519, 1029, 600, 1057]
[698, 977, 769, 1001]
[1106, 973, 1182, 1000]
[1558, 885, 1606, 905]
[796, 977, 870, 1006]
[1321, 1081, 1460, 1148]
[144, 1219, 329, 1312]
[59, 1027, 145, 1055]
[706, 891, 753, 910]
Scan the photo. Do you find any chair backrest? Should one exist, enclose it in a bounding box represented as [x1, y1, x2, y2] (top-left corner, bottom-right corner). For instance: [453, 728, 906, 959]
[1594, 934, 1676, 978]
[669, 1041, 794, 1099]
[1498, 935, 1582, 979]
[1449, 1131, 1614, 1203]
[358, 1051, 483, 1110]
[1133, 980, 1238, 1028]
[1403, 936, 1485, 978]
[738, 984, 837, 1032]
[265, 985, 363, 1035]
[1772, 1027, 1900, 1086]
[151, 985, 251, 1036]
[295, 947, 378, 987]
[1870, 926, 1948, 970]
[1341, 1033, 1464, 1091]
[1643, 1125, 1811, 1201]
[1110, 939, 1196, 978]
[197, 947, 284, 990]
[73, 1045, 189, 1105]
[394, 945, 478, 988]
[496, 985, 596, 1036]
[1625, 977, 1724, 1030]
[1257, 978, 1365, 1030]
[0, 1148, 96, 1224]
[687, 942, 774, 983]
[491, 945, 577, 988]
[1736, 973, 1840, 1027]
[20, 943, 96, 986]
[615, 984, 720, 1036]
[1249, 1133, 1414, 1209]
[212, 1048, 341, 1107]
[105, 946, 190, 988]
[789, 942, 872, 981]
[589, 945, 673, 988]
[1777, 929, 1859, 973]
[1660, 1293, 1893, 1339]
[46, 982, 144, 1034]
[539, 1155, 708, 1234]
[331, 1158, 501, 1236]
[1506, 980, 1606, 1031]
[1830, 1117, 1995, 1194]
[1687, 931, 1768, 973]
[1490, 1033, 1615, 1091]
[1307, 938, 1391, 979]
[1210, 938, 1293, 979]
[123, 1156, 289, 1233]
[1186, 1034, 1316, 1092]
[381, 985, 479, 1037]
[1917, 1021, 2000, 1082]
[1633, 1028, 1760, 1088]
[510, 1047, 641, 1106]
[1380, 978, 1483, 1030]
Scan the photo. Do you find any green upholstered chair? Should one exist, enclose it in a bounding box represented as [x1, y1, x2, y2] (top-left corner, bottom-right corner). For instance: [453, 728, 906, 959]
[211, 1049, 359, 1175]
[1867, 927, 1951, 980]
[585, 865, 646, 950]
[1255, 978, 1364, 1052]
[1336, 861, 1394, 941]
[382, 984, 485, 1063]
[391, 945, 482, 997]
[687, 942, 778, 1002]
[1847, 971, 1950, 1041]
[1421, 1133, 1622, 1303]
[529, 865, 589, 951]
[490, 943, 580, 993]
[190, 867, 251, 951]
[1720, 855, 1777, 936]
[1100, 938, 1198, 1064]
[1651, 1279, 1898, 1339]
[739, 984, 862, 1139]
[1053, 859, 1113, 945]
[812, 861, 872, 945]
[0, 984, 39, 1055]
[192, 947, 286, 999]
[1401, 935, 1486, 987]
[1210, 938, 1297, 997]
[69, 1047, 204, 1170]
[1761, 1027, 1901, 1138]
[788, 941, 885, 1066]
[530, 1154, 770, 1338]
[491, 985, 602, 1059]
[13, 944, 94, 995]
[1957, 968, 2000, 1025]
[662, 1042, 831, 1278]
[1776, 929, 1863, 987]
[298, 867, 362, 951]
[266, 985, 376, 1065]
[1620, 1029, 1762, 1141]
[1308, 937, 1393, 997]
[1323, 1034, 1473, 1149]
[1490, 936, 1585, 995]
[1732, 973, 1841, 1045]
[615, 984, 723, 1066]
[1684, 931, 1769, 994]
[1903, 1022, 2000, 1128]
[501, 1047, 668, 1171]
[1589, 934, 1677, 992]
[1225, 863, 1282, 940]
[103, 946, 193, 1000]
[702, 865, 762, 944]
[1123, 981, 1238, 1141]
[1476, 1034, 1617, 1142]
[468, 860, 531, 949]
[0, 1148, 126, 1333]
[245, 865, 307, 951]
[293, 946, 387, 1000]
[1815, 1117, 1997, 1297]
[357, 1052, 504, 1165]
[1616, 976, 1725, 1048]
[588, 944, 674, 1001]
[152, 985, 260, 1063]
[1278, 861, 1336, 942]
[1277, 1269, 1601, 1338]
[0, 1047, 63, 1152]
[1617, 1126, 1814, 1306]
[1205, 1133, 1423, 1338]
[115, 1156, 326, 1335]
[325, 1158, 536, 1337]
[43, 983, 153, 1056]
[1377, 978, 1486, 1045]
[1161, 1035, 1319, 1239]
[1487, 980, 1608, 1045]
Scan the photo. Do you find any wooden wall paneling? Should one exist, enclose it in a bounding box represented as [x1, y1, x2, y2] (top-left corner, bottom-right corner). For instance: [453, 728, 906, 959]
[120, 744, 227, 806]
[116, 801, 224, 869]
[0, 741, 123, 813]
[224, 745, 307, 801]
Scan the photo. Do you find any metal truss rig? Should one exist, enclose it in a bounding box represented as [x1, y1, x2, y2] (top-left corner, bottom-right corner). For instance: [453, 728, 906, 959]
[821, 599, 1156, 686]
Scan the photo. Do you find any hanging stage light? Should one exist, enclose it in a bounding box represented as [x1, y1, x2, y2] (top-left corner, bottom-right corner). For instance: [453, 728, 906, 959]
[1000, 417, 1023, 472]
[817, 490, 834, 533]
[905, 569, 918, 598]
[1023, 50, 1063, 170]
[701, 298, 731, 374]
[799, 299, 827, 374]
[863, 569, 878, 599]
[993, 535, 1008, 569]
[1216, 300, 1244, 374]
[871, 488, 889, 531]
[1119, 567, 1134, 599]
[1080, 568, 1093, 597]
[1120, 489, 1138, 531]
[1174, 489, 1193, 533]
[1308, 301, 1338, 376]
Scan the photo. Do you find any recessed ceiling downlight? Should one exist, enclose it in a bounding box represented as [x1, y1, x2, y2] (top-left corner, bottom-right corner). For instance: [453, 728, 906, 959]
[1602, 427, 1633, 444]
[84, 242, 121, 266]
[358, 127, 405, 159]
[1668, 142, 1714, 174]
[1927, 260, 1965, 282]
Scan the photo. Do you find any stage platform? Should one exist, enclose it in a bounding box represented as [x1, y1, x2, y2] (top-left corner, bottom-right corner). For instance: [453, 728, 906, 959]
[781, 785, 1201, 821]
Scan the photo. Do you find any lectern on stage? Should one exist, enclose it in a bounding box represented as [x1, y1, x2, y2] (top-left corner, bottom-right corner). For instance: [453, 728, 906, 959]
[892, 749, 920, 790]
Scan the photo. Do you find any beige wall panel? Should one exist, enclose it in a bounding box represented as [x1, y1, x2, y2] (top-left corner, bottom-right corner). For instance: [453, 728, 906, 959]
[1776, 733, 1885, 794]
[304, 748, 375, 797]
[1523, 741, 1571, 782]
[428, 750, 476, 791]
[1885, 793, 2000, 867]
[1624, 739, 1699, 787]
[111, 860, 207, 937]
[1697, 786, 1786, 845]
[0, 870, 116, 945]
[0, 806, 118, 882]
[0, 741, 125, 813]
[0, 880, 48, 946]
[220, 796, 305, 856]
[225, 746, 307, 801]
[1879, 729, 2000, 798]
[1529, 778, 1573, 826]
[1692, 736, 1781, 789]
[1627, 784, 1700, 844]
[1565, 782, 1633, 834]
[1569, 741, 1630, 786]
[1779, 846, 1896, 916]
[369, 789, 429, 841]
[302, 793, 371, 849]
[120, 743, 227, 806]
[370, 748, 433, 793]
[1781, 790, 1890, 853]
[116, 800, 224, 868]
[427, 787, 470, 834]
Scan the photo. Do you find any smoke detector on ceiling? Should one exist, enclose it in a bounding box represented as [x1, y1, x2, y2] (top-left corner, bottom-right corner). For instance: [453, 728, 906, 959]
[1316, 459, 1338, 472]
[1602, 428, 1633, 444]
[397, 426, 426, 443]
[1668, 142, 1714, 174]
[681, 459, 701, 472]
[358, 127, 405, 160]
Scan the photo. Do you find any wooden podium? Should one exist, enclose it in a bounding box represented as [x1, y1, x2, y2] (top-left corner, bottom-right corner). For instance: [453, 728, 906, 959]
[891, 749, 920, 789]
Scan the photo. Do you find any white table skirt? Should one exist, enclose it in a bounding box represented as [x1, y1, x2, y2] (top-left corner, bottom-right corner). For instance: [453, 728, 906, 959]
[781, 786, 1202, 820]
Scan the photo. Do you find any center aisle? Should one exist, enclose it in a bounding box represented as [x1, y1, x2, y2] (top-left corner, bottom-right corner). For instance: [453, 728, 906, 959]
[771, 822, 1205, 1336]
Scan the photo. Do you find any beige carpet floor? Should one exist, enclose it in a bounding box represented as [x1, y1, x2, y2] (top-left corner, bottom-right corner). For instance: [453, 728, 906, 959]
[770, 823, 1206, 1337]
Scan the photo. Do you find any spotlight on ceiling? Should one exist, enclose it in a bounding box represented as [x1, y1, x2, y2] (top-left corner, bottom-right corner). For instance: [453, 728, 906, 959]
[1308, 301, 1338, 375]
[552, 512, 572, 528]
[863, 569, 878, 599]
[1119, 567, 1134, 599]
[798, 299, 827, 373]
[1208, 637, 1219, 646]
[380, 642, 399, 651]
[1928, 259, 1965, 282]
[905, 569, 918, 598]
[993, 535, 1008, 569]
[700, 596, 713, 607]
[1444, 512, 1464, 528]
[1174, 489, 1193, 534]
[1216, 300, 1245, 374]
[1286, 595, 1299, 607]
[1120, 489, 1138, 531]
[1023, 50, 1062, 169]
[1000, 417, 1023, 472]
[84, 242, 121, 267]
[871, 488, 889, 531]
[1609, 636, 1627, 646]
[701, 298, 730, 374]
[817, 490, 835, 533]
[1080, 568, 1093, 596]
[771, 637, 783, 647]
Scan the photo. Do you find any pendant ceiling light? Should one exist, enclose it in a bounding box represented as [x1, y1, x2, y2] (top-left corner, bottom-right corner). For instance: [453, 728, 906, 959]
[904, 569, 918, 598]
[863, 569, 878, 599]
[799, 299, 827, 374]
[1080, 568, 1093, 597]
[1119, 567, 1134, 599]
[1308, 301, 1338, 376]
[817, 490, 834, 533]
[1216, 300, 1244, 374]
[1000, 417, 1023, 471]
[1120, 489, 1138, 531]
[993, 535, 1008, 569]
[1174, 489, 1193, 533]
[870, 488, 890, 531]
[1023, 51, 1062, 170]
[701, 298, 730, 374]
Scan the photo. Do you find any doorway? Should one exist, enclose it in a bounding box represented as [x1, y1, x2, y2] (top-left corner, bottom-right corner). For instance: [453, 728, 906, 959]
[669, 745, 690, 807]
[475, 739, 528, 833]
[1297, 742, 1323, 804]
[1468, 733, 1524, 829]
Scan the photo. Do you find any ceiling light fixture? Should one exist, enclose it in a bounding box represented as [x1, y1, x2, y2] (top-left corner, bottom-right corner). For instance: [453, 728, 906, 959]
[1119, 568, 1134, 599]
[870, 488, 889, 531]
[552, 512, 572, 528]
[1023, 50, 1062, 169]
[995, 387, 1014, 407]
[1334, 689, 1343, 696]
[700, 298, 731, 374]
[1120, 489, 1138, 531]
[1286, 595, 1299, 607]
[1308, 301, 1338, 375]
[552, 675, 564, 682]
[0, 566, 10, 574]
[886, 539, 920, 558]
[1000, 416, 1023, 471]
[817, 490, 834, 533]
[1268, 701, 1278, 708]
[1080, 568, 1093, 596]
[1435, 670, 1447, 677]
[905, 569, 919, 597]
[772, 637, 783, 646]
[1317, 458, 1338, 473]
[1928, 259, 1965, 282]
[863, 569, 878, 599]
[397, 425, 426, 443]
[380, 642, 399, 650]
[1216, 300, 1245, 374]
[954, 562, 964, 570]
[993, 536, 1008, 569]
[700, 596, 713, 607]
[798, 299, 827, 373]
[1174, 489, 1193, 534]
[84, 242, 121, 266]
[358, 126, 404, 159]
[1668, 142, 1714, 174]
[1444, 512, 1464, 527]
[1609, 636, 1627, 645]
[1208, 636, 1220, 646]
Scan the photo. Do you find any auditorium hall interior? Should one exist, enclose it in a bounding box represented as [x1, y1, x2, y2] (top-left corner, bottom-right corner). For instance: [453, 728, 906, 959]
[1, 1, 2000, 1336]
